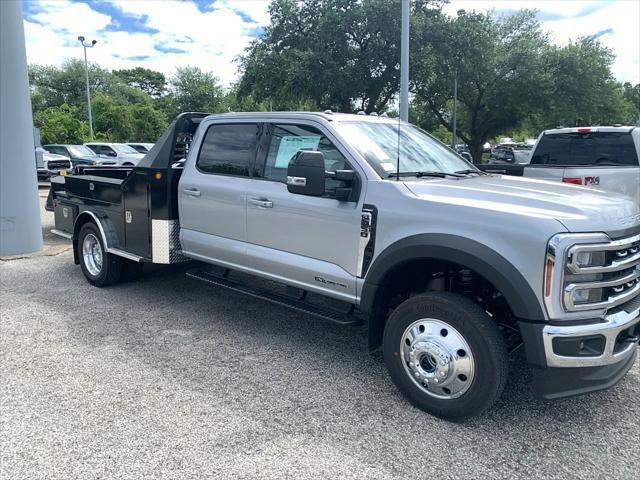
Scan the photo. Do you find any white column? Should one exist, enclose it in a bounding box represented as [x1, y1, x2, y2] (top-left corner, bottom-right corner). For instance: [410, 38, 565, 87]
[1, 0, 43, 255]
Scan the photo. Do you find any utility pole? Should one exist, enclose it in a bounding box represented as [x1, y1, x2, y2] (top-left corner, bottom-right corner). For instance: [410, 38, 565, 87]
[78, 36, 97, 140]
[451, 71, 458, 148]
[399, 0, 409, 121]
[0, 0, 43, 255]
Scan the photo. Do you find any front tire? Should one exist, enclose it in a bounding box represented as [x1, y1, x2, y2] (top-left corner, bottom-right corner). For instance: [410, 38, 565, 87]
[383, 292, 508, 420]
[78, 223, 123, 287]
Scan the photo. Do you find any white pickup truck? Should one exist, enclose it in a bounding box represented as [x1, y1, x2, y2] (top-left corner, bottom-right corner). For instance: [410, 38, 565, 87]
[480, 126, 640, 205]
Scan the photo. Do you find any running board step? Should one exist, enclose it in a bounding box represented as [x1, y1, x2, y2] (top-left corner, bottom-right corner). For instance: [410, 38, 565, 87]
[186, 269, 363, 326]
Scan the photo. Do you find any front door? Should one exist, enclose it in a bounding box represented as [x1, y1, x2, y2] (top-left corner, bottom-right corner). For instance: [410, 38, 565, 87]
[179, 122, 261, 269]
[246, 122, 364, 302]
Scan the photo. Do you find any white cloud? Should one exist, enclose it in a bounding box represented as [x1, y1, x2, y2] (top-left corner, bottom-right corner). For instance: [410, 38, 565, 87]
[23, 0, 271, 87]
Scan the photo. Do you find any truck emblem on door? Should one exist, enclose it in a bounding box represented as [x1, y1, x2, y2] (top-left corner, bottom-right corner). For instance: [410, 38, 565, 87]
[584, 176, 600, 186]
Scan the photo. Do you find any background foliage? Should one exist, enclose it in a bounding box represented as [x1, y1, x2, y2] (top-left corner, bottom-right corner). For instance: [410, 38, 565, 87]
[29, 0, 639, 161]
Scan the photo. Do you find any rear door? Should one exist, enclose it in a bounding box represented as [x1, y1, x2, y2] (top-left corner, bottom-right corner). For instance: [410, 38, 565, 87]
[178, 122, 261, 268]
[527, 129, 640, 203]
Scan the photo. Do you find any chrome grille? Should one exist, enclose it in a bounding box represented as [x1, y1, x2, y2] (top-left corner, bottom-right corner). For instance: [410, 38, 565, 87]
[564, 233, 640, 312]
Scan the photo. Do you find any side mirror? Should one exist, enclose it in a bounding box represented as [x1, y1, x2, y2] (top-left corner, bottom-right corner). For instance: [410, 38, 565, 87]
[108, 151, 118, 157]
[286, 150, 326, 196]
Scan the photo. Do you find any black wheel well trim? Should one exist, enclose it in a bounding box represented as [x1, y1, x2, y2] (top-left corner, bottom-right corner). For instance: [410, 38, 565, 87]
[361, 234, 546, 350]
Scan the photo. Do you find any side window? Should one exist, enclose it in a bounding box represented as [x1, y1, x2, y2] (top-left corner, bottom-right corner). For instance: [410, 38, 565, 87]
[197, 123, 258, 176]
[85, 145, 97, 154]
[104, 146, 117, 157]
[260, 124, 350, 190]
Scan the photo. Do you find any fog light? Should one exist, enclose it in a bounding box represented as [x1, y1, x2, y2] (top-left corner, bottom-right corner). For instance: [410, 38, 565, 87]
[571, 288, 603, 304]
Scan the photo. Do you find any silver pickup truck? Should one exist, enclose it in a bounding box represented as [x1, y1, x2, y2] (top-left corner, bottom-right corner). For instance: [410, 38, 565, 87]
[481, 126, 640, 205]
[49, 112, 640, 419]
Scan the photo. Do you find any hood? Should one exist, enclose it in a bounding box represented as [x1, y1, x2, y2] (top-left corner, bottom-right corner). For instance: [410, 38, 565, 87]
[120, 153, 145, 159]
[404, 175, 640, 235]
[43, 153, 69, 161]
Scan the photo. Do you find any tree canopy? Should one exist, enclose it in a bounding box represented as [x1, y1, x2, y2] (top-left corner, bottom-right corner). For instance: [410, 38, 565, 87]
[238, 0, 441, 113]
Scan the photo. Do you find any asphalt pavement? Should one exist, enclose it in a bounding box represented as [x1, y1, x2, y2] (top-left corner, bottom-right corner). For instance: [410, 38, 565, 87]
[1, 188, 638, 479]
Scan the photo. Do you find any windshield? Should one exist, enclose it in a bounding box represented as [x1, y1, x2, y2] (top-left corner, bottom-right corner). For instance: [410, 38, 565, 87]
[113, 144, 140, 154]
[531, 132, 639, 166]
[513, 150, 531, 164]
[68, 145, 97, 157]
[334, 121, 475, 177]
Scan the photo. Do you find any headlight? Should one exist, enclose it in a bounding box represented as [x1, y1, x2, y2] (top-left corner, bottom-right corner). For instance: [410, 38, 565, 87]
[574, 250, 606, 268]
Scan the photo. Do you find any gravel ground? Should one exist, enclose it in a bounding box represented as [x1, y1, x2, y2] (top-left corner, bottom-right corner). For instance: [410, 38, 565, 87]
[1, 190, 639, 479]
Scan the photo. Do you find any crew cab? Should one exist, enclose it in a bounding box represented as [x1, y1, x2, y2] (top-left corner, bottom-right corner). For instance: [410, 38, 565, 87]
[481, 126, 640, 204]
[49, 113, 640, 419]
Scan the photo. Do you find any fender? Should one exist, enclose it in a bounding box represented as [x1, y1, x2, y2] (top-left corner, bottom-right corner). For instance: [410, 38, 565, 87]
[360, 234, 546, 350]
[72, 210, 142, 264]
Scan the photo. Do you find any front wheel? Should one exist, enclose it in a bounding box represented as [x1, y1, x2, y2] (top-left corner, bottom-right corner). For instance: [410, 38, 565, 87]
[383, 292, 508, 420]
[78, 223, 123, 287]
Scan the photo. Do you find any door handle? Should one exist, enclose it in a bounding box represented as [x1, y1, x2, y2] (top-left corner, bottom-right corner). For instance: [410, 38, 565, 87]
[183, 188, 201, 197]
[249, 198, 273, 208]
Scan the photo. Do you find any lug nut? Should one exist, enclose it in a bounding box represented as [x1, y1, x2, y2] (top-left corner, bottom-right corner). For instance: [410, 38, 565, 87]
[440, 371, 446, 377]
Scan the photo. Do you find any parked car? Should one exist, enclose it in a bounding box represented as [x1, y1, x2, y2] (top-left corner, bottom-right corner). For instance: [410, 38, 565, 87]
[35, 147, 71, 181]
[43, 144, 117, 168]
[127, 142, 154, 153]
[454, 145, 473, 162]
[480, 126, 640, 203]
[84, 142, 145, 166]
[488, 146, 532, 164]
[49, 112, 640, 420]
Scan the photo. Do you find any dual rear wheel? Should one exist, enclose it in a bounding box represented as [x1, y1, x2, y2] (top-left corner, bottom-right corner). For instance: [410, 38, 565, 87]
[78, 223, 142, 286]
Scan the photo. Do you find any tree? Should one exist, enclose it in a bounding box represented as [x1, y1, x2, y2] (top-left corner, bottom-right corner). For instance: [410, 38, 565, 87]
[114, 67, 166, 97]
[91, 92, 168, 142]
[237, 0, 440, 113]
[34, 104, 89, 144]
[29, 59, 112, 116]
[165, 66, 227, 118]
[621, 82, 640, 125]
[412, 9, 553, 162]
[544, 37, 628, 127]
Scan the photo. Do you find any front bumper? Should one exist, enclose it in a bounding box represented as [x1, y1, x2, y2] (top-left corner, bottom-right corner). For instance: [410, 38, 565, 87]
[519, 298, 639, 399]
[542, 304, 639, 368]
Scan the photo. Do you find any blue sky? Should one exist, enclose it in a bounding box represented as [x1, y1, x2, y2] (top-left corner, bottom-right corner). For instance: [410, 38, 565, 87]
[22, 0, 640, 86]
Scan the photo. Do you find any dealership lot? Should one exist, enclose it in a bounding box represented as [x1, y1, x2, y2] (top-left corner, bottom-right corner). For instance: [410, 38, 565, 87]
[1, 191, 639, 480]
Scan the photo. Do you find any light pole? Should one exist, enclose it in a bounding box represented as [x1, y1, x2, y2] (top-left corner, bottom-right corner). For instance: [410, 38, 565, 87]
[399, 0, 409, 121]
[451, 70, 457, 149]
[78, 36, 97, 139]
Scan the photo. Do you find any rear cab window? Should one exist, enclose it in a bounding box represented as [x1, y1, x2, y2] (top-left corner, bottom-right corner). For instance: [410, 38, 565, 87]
[196, 123, 260, 176]
[531, 131, 639, 166]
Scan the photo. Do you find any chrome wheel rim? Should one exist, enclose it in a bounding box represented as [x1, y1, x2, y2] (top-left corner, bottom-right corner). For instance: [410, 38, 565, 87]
[82, 233, 103, 276]
[401, 318, 475, 399]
